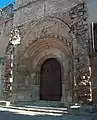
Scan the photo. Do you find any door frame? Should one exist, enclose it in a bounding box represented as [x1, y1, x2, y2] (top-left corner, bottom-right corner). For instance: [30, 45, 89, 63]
[36, 55, 65, 101]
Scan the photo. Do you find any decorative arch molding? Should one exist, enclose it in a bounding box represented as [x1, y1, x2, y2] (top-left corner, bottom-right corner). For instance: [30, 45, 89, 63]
[21, 16, 71, 51]
[36, 54, 64, 70]
[36, 54, 65, 85]
[22, 37, 73, 85]
[23, 36, 72, 60]
[33, 50, 72, 102]
[23, 16, 70, 40]
[18, 36, 73, 82]
[31, 50, 72, 84]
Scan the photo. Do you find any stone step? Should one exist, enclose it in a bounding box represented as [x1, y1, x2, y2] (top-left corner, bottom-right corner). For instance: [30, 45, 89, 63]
[32, 101, 61, 107]
[12, 100, 63, 108]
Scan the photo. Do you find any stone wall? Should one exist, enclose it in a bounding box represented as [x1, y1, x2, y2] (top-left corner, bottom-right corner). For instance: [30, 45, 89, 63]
[0, 58, 4, 100]
[69, 2, 89, 83]
[13, 0, 84, 26]
[0, 4, 14, 101]
[0, 4, 13, 57]
[12, 0, 90, 103]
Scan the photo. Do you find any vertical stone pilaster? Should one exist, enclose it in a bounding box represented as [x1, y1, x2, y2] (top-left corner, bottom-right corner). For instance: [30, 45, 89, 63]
[69, 1, 89, 84]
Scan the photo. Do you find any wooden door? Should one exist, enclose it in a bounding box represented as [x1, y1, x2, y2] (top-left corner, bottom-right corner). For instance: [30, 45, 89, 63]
[40, 58, 62, 101]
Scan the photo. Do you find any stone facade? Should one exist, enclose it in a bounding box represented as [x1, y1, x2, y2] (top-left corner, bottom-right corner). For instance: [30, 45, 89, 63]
[8, 0, 90, 104]
[0, 58, 4, 100]
[0, 4, 14, 100]
[0, 4, 13, 57]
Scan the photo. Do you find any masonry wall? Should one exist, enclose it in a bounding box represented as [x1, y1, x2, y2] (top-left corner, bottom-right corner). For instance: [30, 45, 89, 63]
[14, 0, 97, 26]
[0, 58, 4, 100]
[11, 0, 90, 103]
[13, 0, 84, 27]
[0, 20, 13, 57]
[0, 4, 14, 100]
[0, 4, 13, 57]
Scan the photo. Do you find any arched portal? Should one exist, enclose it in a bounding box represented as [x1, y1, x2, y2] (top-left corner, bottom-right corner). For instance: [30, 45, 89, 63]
[40, 58, 62, 101]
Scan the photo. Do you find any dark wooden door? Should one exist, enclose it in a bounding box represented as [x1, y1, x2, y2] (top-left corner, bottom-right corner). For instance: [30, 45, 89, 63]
[40, 58, 62, 101]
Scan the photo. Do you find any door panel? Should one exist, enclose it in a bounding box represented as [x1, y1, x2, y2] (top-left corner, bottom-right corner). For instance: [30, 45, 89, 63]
[40, 58, 62, 101]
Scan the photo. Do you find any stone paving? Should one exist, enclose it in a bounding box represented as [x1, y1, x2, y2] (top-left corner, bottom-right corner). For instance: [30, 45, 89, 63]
[0, 106, 97, 120]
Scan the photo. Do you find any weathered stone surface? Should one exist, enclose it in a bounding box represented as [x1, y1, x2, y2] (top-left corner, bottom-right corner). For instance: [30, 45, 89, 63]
[11, 0, 90, 104]
[69, 2, 89, 84]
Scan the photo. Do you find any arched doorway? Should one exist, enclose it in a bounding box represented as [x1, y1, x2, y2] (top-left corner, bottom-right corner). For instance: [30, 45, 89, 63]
[40, 58, 62, 101]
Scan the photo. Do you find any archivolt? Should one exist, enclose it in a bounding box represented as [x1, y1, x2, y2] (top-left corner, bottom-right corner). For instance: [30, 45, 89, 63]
[23, 36, 72, 59]
[21, 16, 71, 50]
[23, 16, 70, 42]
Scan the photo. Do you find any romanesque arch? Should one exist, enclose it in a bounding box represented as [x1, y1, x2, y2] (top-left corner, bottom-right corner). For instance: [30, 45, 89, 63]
[18, 17, 73, 102]
[21, 16, 71, 51]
